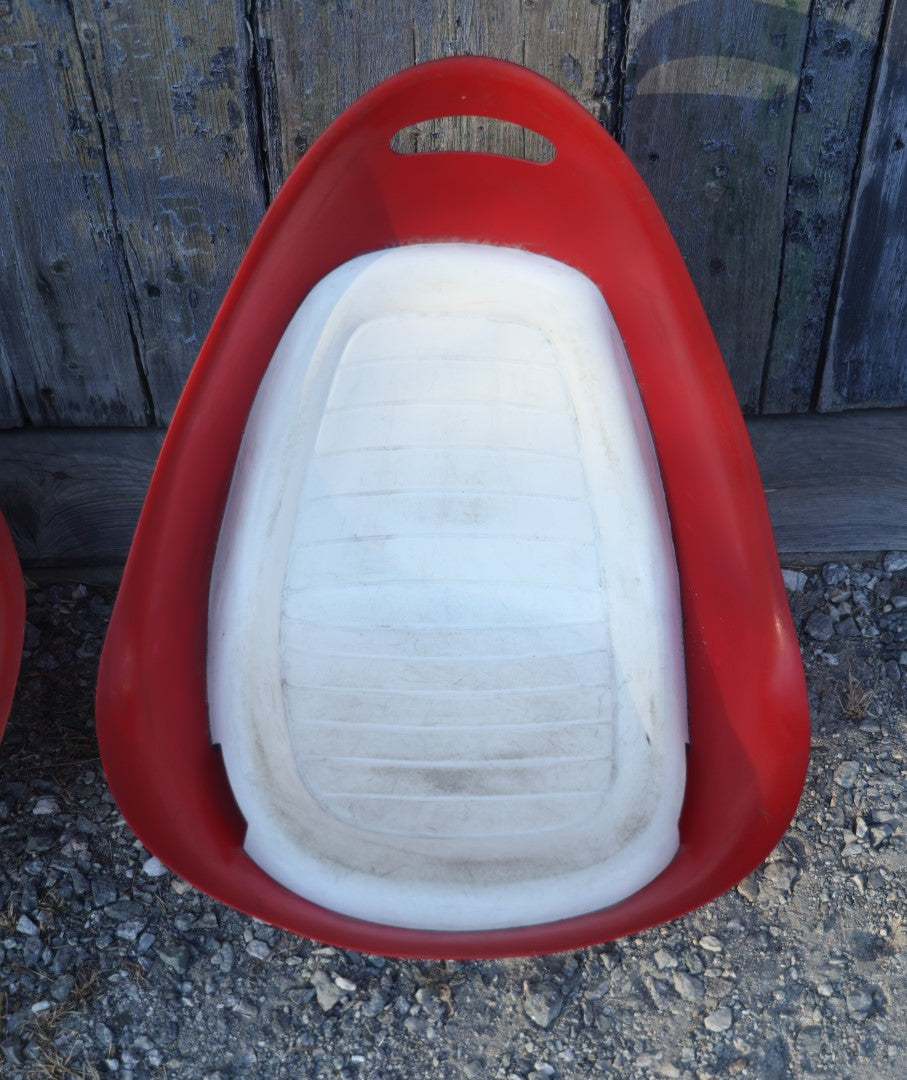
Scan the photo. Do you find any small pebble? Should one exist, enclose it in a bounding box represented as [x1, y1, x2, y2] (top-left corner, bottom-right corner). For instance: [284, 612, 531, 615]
[762, 861, 797, 892]
[883, 551, 907, 572]
[310, 970, 343, 1011]
[32, 797, 59, 815]
[142, 856, 168, 878]
[736, 875, 759, 902]
[699, 935, 722, 952]
[834, 761, 860, 789]
[672, 971, 704, 1002]
[703, 1006, 733, 1033]
[16, 915, 39, 936]
[522, 985, 563, 1029]
[781, 569, 808, 592]
[846, 989, 874, 1018]
[654, 948, 677, 969]
[822, 563, 850, 586]
[805, 612, 834, 641]
[245, 939, 271, 961]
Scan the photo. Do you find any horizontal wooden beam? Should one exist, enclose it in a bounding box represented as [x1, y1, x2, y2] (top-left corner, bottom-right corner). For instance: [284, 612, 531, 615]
[747, 407, 907, 559]
[0, 428, 163, 567]
[0, 412, 904, 571]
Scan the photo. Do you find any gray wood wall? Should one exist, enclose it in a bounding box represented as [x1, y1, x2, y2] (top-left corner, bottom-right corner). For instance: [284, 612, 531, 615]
[1, 1, 905, 428]
[0, 1, 906, 565]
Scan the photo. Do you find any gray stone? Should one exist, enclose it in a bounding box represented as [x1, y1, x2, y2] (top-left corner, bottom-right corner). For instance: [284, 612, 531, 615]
[851, 589, 871, 610]
[0, 1036, 24, 1066]
[883, 552, 907, 572]
[16, 914, 39, 936]
[736, 875, 759, 902]
[805, 612, 834, 641]
[835, 616, 861, 638]
[834, 761, 860, 789]
[104, 900, 144, 922]
[522, 986, 563, 1028]
[51, 973, 75, 1002]
[703, 1006, 733, 1033]
[91, 876, 119, 906]
[822, 563, 850, 586]
[361, 991, 389, 1017]
[672, 971, 704, 1002]
[653, 948, 677, 969]
[762, 861, 797, 893]
[846, 989, 874, 1018]
[245, 939, 270, 960]
[890, 595, 907, 611]
[115, 919, 146, 943]
[156, 943, 191, 975]
[781, 569, 808, 592]
[311, 970, 344, 1012]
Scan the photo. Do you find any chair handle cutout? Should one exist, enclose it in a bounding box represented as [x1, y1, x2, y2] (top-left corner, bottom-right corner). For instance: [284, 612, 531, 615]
[390, 116, 556, 163]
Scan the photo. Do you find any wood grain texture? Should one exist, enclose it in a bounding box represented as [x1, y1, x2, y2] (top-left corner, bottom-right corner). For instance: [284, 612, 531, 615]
[0, 0, 904, 427]
[748, 408, 907, 553]
[69, 0, 267, 423]
[2, 414, 905, 566]
[821, 0, 907, 410]
[761, 0, 888, 413]
[0, 428, 163, 564]
[0, 0, 150, 426]
[620, 0, 811, 412]
[254, 0, 607, 184]
[252, 0, 414, 188]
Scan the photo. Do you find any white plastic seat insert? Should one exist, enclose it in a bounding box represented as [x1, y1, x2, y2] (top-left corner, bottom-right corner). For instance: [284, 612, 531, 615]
[208, 244, 687, 931]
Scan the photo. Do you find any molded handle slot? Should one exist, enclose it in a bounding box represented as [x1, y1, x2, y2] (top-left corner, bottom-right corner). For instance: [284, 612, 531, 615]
[391, 116, 556, 163]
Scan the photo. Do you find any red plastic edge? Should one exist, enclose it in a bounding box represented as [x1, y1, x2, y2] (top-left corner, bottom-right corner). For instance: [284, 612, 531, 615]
[97, 57, 810, 958]
[0, 512, 25, 741]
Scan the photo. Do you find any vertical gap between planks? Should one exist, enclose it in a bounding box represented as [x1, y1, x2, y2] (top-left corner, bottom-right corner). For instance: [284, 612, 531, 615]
[602, 0, 631, 140]
[810, 0, 897, 412]
[245, 0, 274, 206]
[758, 0, 818, 415]
[65, 0, 156, 425]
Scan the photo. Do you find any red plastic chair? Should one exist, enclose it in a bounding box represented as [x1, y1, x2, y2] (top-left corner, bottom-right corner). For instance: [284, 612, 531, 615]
[0, 512, 24, 741]
[97, 58, 809, 958]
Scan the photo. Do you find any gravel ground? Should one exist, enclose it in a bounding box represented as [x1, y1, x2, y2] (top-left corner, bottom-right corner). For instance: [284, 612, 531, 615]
[1, 557, 904, 1079]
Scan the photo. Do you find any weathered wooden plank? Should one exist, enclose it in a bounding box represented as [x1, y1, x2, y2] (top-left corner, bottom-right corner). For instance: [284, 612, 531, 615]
[252, 1, 414, 189]
[748, 408, 907, 553]
[0, 0, 151, 426]
[821, 0, 907, 410]
[620, 0, 811, 413]
[70, 0, 267, 423]
[0, 428, 163, 565]
[761, 0, 888, 413]
[2, 413, 905, 567]
[254, 1, 607, 185]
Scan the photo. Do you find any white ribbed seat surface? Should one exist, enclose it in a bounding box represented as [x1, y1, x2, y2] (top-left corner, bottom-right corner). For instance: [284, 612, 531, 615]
[208, 244, 686, 931]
